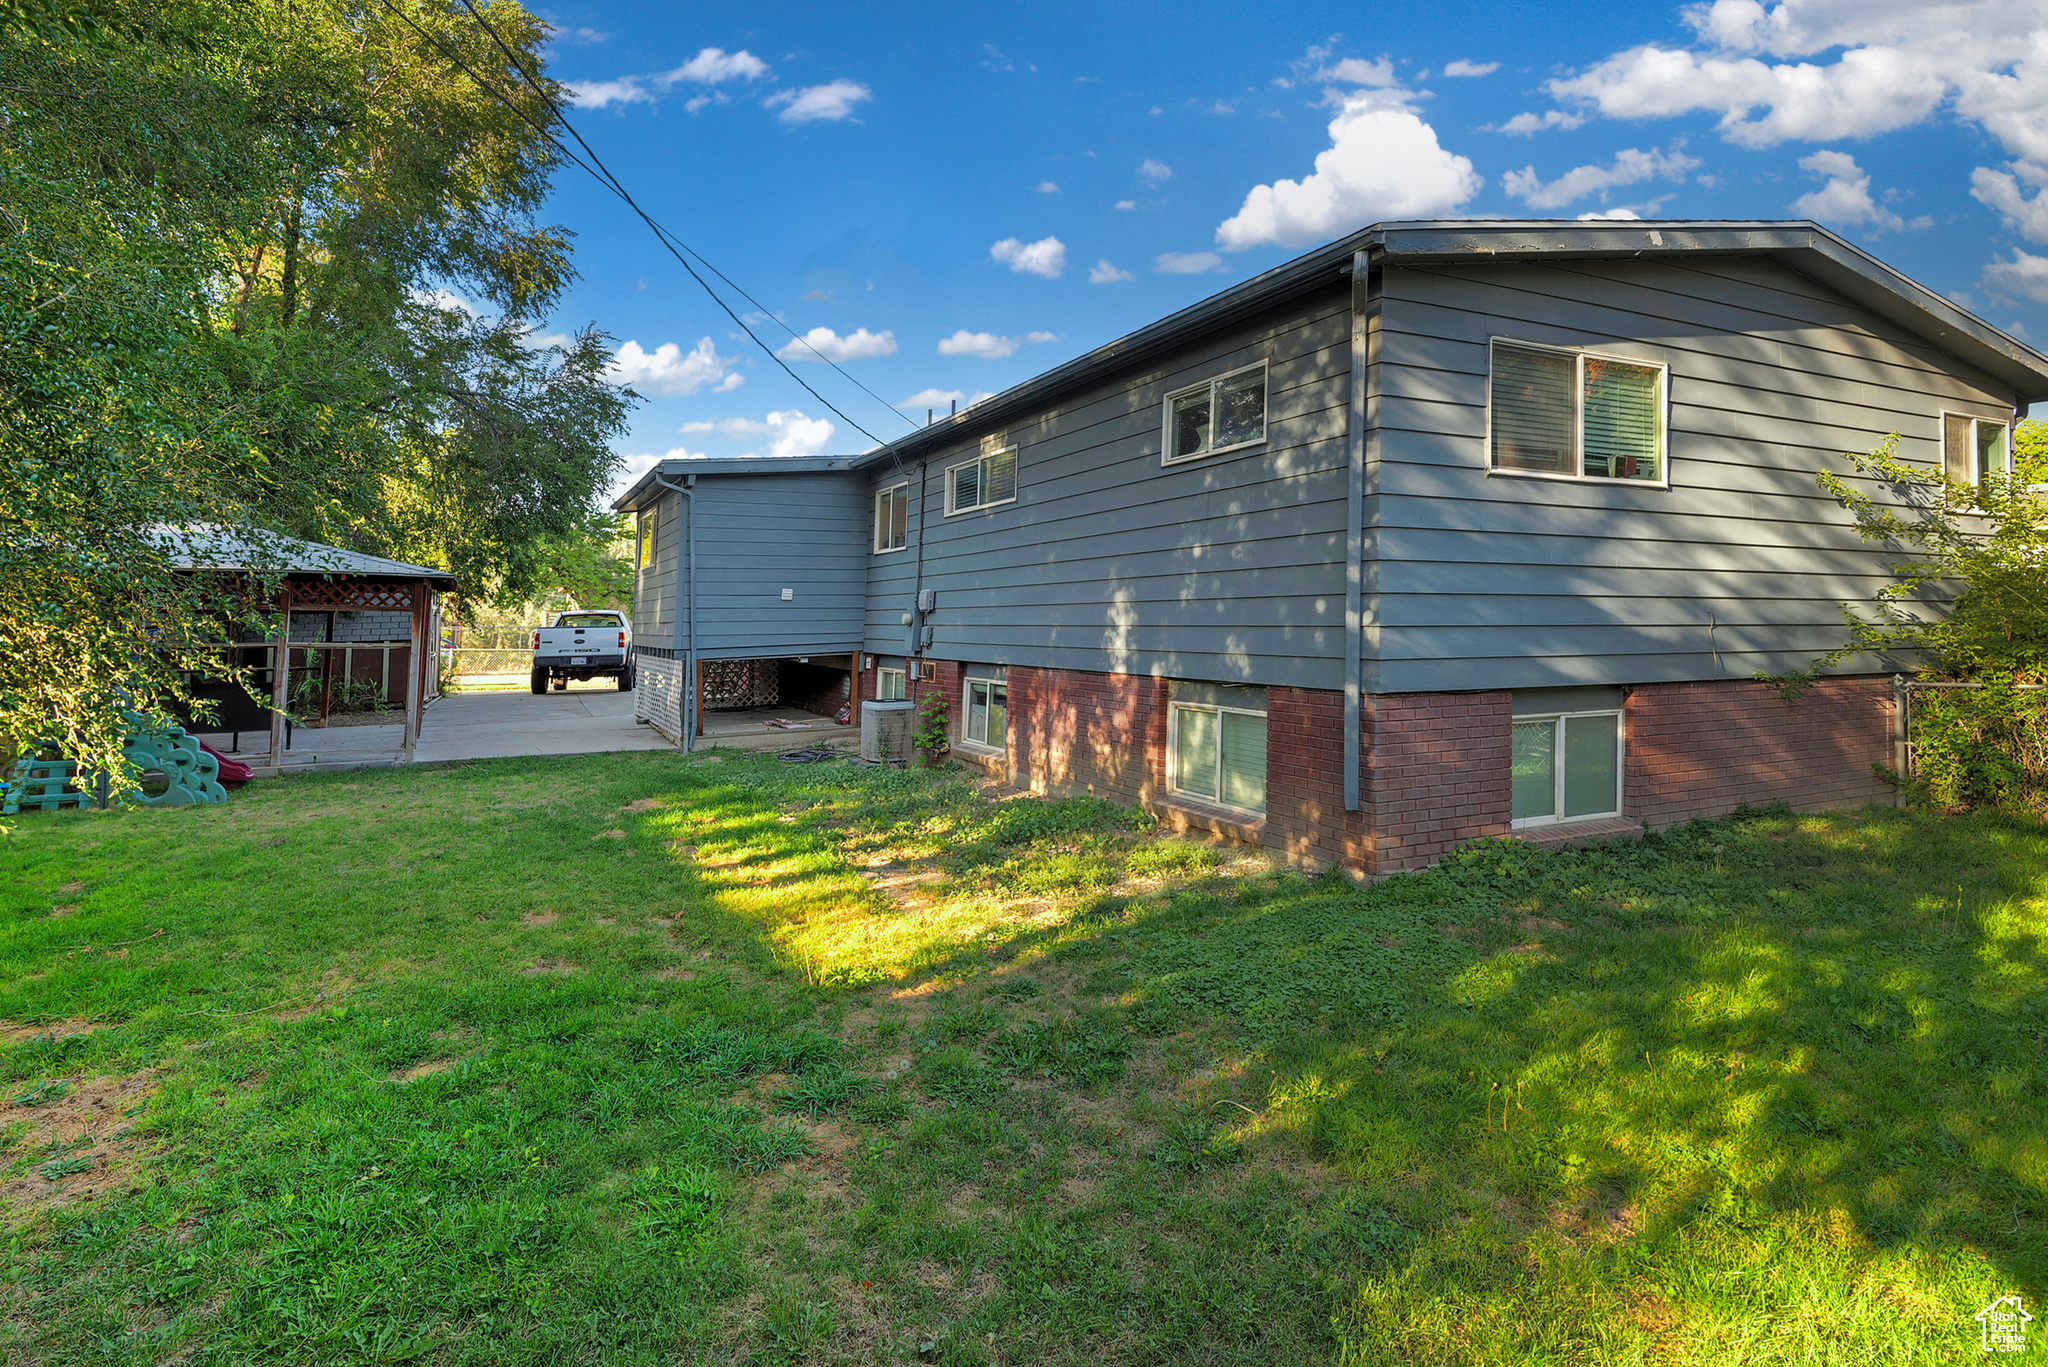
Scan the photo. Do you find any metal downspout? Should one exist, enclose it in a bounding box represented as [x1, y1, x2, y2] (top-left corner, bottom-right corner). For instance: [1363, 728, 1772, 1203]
[1344, 249, 1371, 812]
[654, 474, 697, 751]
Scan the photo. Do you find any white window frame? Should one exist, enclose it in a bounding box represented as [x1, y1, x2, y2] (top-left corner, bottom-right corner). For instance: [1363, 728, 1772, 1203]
[875, 666, 907, 701]
[872, 482, 909, 554]
[1484, 337, 1671, 489]
[1161, 359, 1269, 467]
[636, 510, 654, 570]
[962, 677, 1007, 750]
[1940, 410, 2014, 487]
[1510, 708, 1625, 830]
[943, 447, 1019, 516]
[1166, 700, 1268, 816]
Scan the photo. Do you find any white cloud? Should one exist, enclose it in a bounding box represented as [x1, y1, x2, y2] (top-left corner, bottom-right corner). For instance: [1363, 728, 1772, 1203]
[773, 326, 897, 362]
[766, 80, 872, 124]
[1138, 158, 1173, 182]
[1983, 249, 2048, 305]
[606, 338, 744, 396]
[757, 410, 835, 459]
[1501, 145, 1701, 210]
[565, 78, 651, 110]
[1114, 199, 1137, 211]
[1972, 164, 2048, 243]
[901, 387, 995, 410]
[1442, 58, 1500, 77]
[1089, 258, 1134, 283]
[1215, 88, 1482, 249]
[1312, 56, 1400, 86]
[1037, 181, 1060, 193]
[1791, 150, 1928, 232]
[610, 449, 678, 497]
[1156, 251, 1225, 274]
[1491, 109, 1588, 136]
[664, 48, 769, 85]
[410, 287, 481, 318]
[990, 235, 1067, 278]
[1025, 330, 1061, 344]
[937, 330, 1021, 358]
[1577, 207, 1644, 220]
[678, 420, 716, 434]
[1213, 101, 1235, 115]
[1545, 0, 2048, 163]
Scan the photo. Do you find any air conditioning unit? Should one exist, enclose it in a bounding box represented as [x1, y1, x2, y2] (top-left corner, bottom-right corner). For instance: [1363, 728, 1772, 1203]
[860, 700, 916, 763]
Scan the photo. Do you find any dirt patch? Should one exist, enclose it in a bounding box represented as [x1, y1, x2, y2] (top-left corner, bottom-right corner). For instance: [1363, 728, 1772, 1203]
[57, 881, 87, 895]
[49, 904, 78, 919]
[0, 1068, 163, 1219]
[655, 966, 697, 982]
[522, 959, 584, 976]
[668, 842, 698, 860]
[593, 829, 626, 840]
[522, 911, 560, 927]
[620, 798, 666, 814]
[272, 971, 355, 1022]
[0, 1018, 107, 1045]
[392, 1059, 455, 1083]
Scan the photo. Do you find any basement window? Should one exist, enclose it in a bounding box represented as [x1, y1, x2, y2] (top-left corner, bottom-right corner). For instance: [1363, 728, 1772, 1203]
[875, 666, 907, 701]
[1163, 360, 1268, 464]
[1169, 700, 1266, 815]
[1489, 339, 1667, 484]
[963, 666, 1008, 749]
[945, 448, 1018, 515]
[873, 482, 909, 552]
[1511, 707, 1622, 828]
[1943, 412, 2012, 488]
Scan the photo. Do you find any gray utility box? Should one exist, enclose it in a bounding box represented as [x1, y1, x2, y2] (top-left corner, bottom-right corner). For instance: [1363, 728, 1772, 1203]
[860, 700, 916, 764]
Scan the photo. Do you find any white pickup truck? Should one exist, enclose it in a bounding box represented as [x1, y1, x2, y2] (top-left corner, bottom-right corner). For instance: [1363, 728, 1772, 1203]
[530, 610, 634, 694]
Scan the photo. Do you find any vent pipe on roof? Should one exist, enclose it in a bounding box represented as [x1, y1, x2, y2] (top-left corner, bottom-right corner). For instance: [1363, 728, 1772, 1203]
[951, 399, 957, 416]
[927, 409, 933, 426]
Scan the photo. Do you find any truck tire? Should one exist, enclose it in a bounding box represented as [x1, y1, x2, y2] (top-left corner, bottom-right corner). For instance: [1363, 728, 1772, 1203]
[617, 665, 635, 692]
[530, 665, 547, 695]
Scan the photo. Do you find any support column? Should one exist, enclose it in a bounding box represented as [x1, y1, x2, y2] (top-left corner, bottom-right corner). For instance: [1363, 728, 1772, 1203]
[404, 582, 424, 762]
[268, 584, 293, 767]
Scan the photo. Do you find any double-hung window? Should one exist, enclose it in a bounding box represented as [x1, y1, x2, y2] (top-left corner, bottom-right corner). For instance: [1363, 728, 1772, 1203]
[1943, 412, 2013, 488]
[873, 483, 909, 552]
[875, 665, 907, 701]
[1169, 699, 1267, 815]
[963, 667, 1007, 750]
[1163, 360, 1267, 464]
[945, 448, 1018, 515]
[1489, 339, 1667, 484]
[1511, 708, 1623, 828]
[636, 510, 654, 569]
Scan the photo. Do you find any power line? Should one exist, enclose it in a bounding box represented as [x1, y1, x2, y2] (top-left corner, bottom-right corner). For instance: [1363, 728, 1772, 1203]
[370, 0, 910, 444]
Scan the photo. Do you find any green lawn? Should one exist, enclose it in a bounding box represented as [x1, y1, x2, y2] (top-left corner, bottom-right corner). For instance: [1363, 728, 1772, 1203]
[2, 750, 2043, 1365]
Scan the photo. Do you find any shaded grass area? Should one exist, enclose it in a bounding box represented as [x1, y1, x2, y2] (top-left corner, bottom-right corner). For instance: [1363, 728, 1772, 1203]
[1, 750, 2044, 1365]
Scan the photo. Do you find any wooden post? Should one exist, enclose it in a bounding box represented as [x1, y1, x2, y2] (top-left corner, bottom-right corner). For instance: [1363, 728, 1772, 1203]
[404, 582, 424, 761]
[318, 610, 336, 724]
[267, 585, 294, 767]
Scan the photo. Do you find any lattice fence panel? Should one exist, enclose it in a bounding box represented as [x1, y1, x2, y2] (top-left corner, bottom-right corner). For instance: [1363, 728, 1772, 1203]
[701, 658, 779, 710]
[287, 579, 418, 612]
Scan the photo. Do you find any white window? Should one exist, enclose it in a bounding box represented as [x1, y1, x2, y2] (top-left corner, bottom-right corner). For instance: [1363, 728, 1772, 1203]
[873, 483, 908, 553]
[1163, 360, 1268, 464]
[944, 448, 1018, 515]
[1489, 339, 1667, 484]
[636, 510, 654, 569]
[1168, 701, 1266, 814]
[964, 676, 1007, 749]
[1511, 709, 1623, 828]
[876, 667, 907, 701]
[1943, 412, 2013, 488]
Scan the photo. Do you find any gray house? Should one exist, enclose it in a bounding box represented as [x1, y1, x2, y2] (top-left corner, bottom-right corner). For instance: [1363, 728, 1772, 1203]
[615, 220, 2048, 873]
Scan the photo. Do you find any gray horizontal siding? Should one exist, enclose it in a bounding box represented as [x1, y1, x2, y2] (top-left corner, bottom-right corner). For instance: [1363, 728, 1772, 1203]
[631, 494, 676, 642]
[1370, 255, 2013, 692]
[864, 284, 1357, 689]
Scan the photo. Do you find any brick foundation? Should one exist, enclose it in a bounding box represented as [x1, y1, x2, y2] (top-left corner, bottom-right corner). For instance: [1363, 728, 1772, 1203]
[846, 660, 1897, 874]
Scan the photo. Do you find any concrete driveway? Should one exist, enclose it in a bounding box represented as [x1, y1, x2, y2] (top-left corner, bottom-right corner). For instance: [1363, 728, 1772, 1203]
[412, 684, 673, 763]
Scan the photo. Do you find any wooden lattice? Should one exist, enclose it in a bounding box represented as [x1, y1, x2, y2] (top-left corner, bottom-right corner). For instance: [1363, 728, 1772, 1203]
[286, 578, 417, 612]
[702, 658, 779, 710]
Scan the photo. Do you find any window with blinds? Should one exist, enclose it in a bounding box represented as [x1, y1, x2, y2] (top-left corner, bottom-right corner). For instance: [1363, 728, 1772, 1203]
[1163, 361, 1268, 463]
[945, 448, 1018, 514]
[873, 483, 908, 552]
[1943, 412, 2012, 488]
[1169, 702, 1267, 814]
[1489, 340, 1665, 483]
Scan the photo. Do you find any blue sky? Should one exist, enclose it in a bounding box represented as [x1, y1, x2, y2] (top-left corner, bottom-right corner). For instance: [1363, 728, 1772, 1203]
[521, 0, 2048, 490]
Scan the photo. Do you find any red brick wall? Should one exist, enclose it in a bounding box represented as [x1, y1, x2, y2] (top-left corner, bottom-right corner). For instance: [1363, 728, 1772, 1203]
[1262, 686, 1371, 869]
[1363, 690, 1515, 871]
[1626, 677, 1895, 825]
[1008, 665, 1167, 806]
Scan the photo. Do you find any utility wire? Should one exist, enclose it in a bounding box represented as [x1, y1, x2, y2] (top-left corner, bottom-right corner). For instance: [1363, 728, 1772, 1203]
[371, 0, 909, 444]
[450, 0, 914, 433]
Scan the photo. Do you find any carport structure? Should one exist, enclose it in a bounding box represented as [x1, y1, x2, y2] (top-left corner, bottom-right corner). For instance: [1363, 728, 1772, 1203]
[167, 529, 457, 771]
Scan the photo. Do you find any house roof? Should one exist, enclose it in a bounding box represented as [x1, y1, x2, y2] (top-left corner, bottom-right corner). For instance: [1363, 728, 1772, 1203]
[611, 219, 2048, 508]
[161, 526, 460, 591]
[612, 456, 860, 512]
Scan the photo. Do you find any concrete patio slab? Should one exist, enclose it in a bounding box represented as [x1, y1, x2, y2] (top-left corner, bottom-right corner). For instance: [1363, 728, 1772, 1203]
[412, 685, 671, 763]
